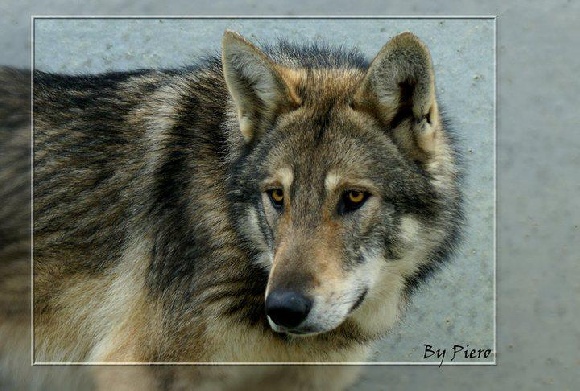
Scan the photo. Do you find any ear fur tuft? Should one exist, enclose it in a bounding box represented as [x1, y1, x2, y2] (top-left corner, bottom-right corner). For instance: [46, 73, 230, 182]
[354, 32, 441, 158]
[222, 31, 300, 143]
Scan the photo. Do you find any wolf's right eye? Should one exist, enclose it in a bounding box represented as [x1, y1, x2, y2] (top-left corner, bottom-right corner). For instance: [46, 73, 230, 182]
[338, 190, 370, 215]
[267, 189, 284, 210]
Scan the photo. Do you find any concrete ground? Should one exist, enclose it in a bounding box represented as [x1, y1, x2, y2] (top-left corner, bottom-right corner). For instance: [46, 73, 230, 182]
[1, 1, 578, 391]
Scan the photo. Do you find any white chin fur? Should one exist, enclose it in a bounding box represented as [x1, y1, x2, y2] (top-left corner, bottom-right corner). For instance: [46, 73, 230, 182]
[267, 316, 324, 337]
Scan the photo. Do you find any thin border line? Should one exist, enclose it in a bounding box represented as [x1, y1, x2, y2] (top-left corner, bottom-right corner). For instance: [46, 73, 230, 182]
[30, 15, 497, 366]
[493, 15, 498, 365]
[30, 14, 35, 368]
[35, 361, 496, 366]
[32, 15, 496, 19]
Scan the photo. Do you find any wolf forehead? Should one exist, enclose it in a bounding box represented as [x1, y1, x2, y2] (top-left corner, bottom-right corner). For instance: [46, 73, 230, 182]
[249, 44, 368, 112]
[268, 43, 368, 92]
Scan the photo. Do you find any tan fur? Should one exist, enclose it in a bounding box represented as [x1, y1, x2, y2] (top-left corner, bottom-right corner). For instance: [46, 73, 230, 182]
[93, 367, 157, 391]
[205, 316, 371, 363]
[35, 234, 164, 363]
[164, 365, 363, 391]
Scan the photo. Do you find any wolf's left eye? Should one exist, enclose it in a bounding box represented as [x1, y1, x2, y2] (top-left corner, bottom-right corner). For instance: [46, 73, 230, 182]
[267, 188, 285, 210]
[339, 190, 370, 214]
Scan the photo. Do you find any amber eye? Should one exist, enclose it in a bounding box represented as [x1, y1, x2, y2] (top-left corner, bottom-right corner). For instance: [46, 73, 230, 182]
[268, 188, 284, 209]
[347, 190, 365, 203]
[339, 190, 370, 214]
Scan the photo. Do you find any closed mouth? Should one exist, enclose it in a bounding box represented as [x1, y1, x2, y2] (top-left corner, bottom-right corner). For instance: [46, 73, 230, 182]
[285, 329, 318, 337]
[268, 318, 322, 337]
[275, 324, 320, 337]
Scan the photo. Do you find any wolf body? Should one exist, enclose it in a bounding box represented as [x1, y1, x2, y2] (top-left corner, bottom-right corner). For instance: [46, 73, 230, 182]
[0, 31, 462, 390]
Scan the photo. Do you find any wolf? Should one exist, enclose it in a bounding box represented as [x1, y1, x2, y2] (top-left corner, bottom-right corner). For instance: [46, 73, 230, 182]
[0, 30, 462, 390]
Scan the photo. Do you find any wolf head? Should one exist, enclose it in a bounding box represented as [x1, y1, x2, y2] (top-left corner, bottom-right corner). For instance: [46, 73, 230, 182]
[222, 31, 460, 337]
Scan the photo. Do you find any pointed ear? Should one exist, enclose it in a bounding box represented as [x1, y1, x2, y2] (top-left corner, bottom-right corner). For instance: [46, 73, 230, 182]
[353, 32, 440, 159]
[222, 31, 301, 143]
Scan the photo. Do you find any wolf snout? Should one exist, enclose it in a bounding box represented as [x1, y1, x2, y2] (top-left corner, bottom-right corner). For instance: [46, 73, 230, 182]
[265, 290, 313, 329]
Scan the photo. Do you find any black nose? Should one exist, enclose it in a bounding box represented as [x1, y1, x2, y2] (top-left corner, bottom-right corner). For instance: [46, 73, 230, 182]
[265, 290, 313, 329]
